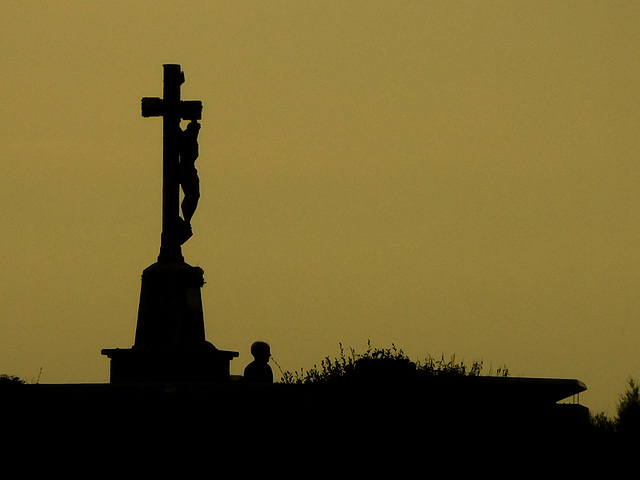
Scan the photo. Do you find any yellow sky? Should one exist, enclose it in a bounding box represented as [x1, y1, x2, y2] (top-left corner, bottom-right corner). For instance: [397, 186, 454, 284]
[1, 1, 639, 414]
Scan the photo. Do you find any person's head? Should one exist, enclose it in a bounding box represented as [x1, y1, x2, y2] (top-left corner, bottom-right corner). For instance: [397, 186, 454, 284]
[251, 341, 271, 362]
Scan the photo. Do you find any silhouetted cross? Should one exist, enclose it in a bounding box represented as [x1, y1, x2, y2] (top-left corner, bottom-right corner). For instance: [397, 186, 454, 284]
[141, 64, 202, 263]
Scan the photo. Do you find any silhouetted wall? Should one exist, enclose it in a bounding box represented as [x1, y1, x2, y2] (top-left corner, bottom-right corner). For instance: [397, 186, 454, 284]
[2, 379, 590, 442]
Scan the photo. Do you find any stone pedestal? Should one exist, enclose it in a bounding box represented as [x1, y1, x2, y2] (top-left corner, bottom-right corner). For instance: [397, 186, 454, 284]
[134, 261, 207, 346]
[102, 261, 238, 383]
[101, 344, 238, 383]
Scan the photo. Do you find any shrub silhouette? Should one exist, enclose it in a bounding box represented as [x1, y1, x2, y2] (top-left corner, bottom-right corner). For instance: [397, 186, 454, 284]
[0, 374, 25, 386]
[278, 341, 493, 385]
[588, 377, 640, 437]
[615, 377, 640, 436]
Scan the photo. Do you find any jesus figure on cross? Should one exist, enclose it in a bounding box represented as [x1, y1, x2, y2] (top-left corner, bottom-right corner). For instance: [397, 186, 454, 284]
[177, 119, 201, 244]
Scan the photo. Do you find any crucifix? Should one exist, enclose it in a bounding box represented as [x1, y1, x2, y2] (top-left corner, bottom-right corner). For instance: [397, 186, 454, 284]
[102, 65, 238, 383]
[142, 64, 203, 263]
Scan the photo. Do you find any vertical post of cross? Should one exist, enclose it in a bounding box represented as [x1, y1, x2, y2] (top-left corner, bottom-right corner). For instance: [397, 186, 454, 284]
[160, 64, 184, 263]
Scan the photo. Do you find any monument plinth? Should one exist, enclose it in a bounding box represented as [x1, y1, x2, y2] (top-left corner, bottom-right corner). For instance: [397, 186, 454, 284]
[102, 64, 238, 383]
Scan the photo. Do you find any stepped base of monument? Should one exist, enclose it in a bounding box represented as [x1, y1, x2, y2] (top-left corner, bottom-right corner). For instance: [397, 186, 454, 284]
[101, 344, 238, 383]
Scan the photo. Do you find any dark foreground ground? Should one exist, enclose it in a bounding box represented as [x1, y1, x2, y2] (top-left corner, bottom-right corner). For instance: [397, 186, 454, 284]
[0, 376, 626, 473]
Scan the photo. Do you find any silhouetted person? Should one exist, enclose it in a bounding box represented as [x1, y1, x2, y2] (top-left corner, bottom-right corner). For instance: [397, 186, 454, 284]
[243, 341, 273, 383]
[178, 120, 201, 243]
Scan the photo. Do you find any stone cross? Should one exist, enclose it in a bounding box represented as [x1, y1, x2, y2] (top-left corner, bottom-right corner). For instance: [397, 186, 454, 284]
[141, 64, 203, 263]
[101, 65, 238, 383]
